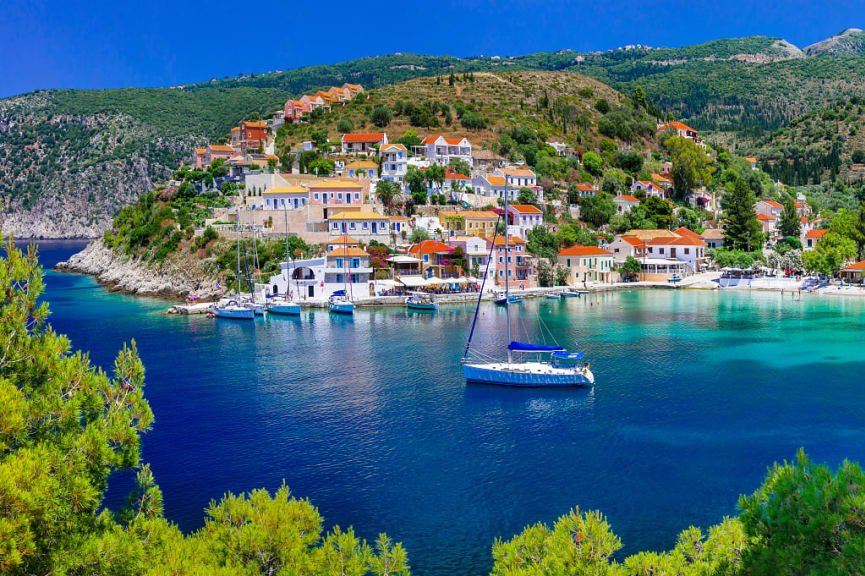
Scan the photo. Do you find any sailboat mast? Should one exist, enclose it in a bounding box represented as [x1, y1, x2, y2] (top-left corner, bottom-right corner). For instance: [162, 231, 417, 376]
[236, 208, 241, 295]
[284, 203, 291, 300]
[504, 179, 511, 364]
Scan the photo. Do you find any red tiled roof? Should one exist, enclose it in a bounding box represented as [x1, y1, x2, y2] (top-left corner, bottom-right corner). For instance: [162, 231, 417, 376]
[327, 247, 369, 258]
[674, 227, 701, 239]
[408, 240, 453, 255]
[510, 204, 542, 214]
[660, 121, 697, 134]
[618, 195, 640, 203]
[804, 229, 829, 239]
[576, 184, 595, 191]
[420, 135, 467, 146]
[558, 245, 613, 257]
[761, 200, 784, 208]
[342, 133, 386, 143]
[756, 214, 775, 221]
[620, 236, 645, 246]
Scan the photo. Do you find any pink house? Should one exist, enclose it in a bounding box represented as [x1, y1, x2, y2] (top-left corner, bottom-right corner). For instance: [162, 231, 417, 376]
[284, 99, 311, 123]
[308, 181, 364, 206]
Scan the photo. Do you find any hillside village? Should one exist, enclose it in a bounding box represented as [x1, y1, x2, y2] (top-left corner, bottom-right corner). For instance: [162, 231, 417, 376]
[101, 73, 865, 300]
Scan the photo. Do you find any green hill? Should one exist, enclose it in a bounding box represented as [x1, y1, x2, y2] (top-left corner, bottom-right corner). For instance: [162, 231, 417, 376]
[4, 33, 865, 237]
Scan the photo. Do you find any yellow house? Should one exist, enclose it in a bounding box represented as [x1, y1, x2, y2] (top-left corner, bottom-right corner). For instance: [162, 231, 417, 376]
[439, 210, 498, 239]
[557, 246, 617, 285]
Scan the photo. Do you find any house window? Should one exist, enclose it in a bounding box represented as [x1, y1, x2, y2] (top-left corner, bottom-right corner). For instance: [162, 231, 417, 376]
[362, 222, 368, 230]
[684, 248, 690, 255]
[314, 193, 320, 200]
[349, 222, 356, 230]
[354, 193, 360, 201]
[332, 223, 338, 230]
[337, 193, 343, 200]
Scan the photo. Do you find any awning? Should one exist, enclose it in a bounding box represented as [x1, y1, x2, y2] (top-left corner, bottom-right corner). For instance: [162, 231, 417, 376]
[425, 276, 444, 285]
[508, 341, 565, 352]
[388, 255, 422, 264]
[396, 276, 427, 288]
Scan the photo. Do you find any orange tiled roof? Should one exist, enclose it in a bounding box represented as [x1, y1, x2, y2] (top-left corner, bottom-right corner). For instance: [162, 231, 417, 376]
[761, 200, 784, 208]
[660, 120, 697, 133]
[756, 214, 775, 221]
[493, 236, 525, 246]
[843, 260, 865, 271]
[559, 245, 613, 257]
[673, 227, 701, 239]
[208, 145, 235, 152]
[342, 133, 386, 143]
[804, 229, 829, 239]
[620, 236, 645, 246]
[618, 195, 640, 203]
[576, 183, 595, 191]
[510, 204, 542, 214]
[486, 176, 506, 186]
[501, 168, 535, 177]
[328, 235, 359, 245]
[327, 247, 369, 258]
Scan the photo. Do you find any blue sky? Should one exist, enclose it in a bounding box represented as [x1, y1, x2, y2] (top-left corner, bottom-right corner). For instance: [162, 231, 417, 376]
[2, 0, 863, 98]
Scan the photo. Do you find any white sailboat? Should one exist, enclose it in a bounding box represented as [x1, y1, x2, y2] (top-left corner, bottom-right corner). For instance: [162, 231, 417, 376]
[214, 212, 255, 320]
[462, 182, 593, 387]
[267, 204, 301, 316]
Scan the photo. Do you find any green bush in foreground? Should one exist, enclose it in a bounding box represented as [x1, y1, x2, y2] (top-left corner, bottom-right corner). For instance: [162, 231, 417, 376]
[2, 239, 865, 575]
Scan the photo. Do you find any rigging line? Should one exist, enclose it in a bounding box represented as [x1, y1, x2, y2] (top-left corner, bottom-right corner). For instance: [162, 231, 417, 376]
[463, 212, 503, 360]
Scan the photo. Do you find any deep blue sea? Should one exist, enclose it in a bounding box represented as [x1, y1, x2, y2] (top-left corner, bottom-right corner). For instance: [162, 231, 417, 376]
[29, 240, 865, 575]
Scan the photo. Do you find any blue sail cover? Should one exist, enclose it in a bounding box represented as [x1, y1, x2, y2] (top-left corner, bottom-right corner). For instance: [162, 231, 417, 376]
[552, 351, 584, 360]
[508, 341, 565, 352]
[331, 290, 346, 296]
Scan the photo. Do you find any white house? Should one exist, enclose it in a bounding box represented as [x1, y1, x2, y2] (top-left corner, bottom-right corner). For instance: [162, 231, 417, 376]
[658, 121, 703, 146]
[631, 180, 664, 198]
[613, 194, 641, 214]
[471, 174, 508, 199]
[266, 243, 379, 301]
[607, 236, 647, 261]
[341, 133, 387, 155]
[755, 200, 784, 219]
[496, 167, 537, 189]
[262, 186, 308, 210]
[418, 135, 472, 167]
[507, 204, 544, 240]
[574, 183, 596, 198]
[328, 211, 391, 242]
[557, 246, 617, 285]
[757, 213, 778, 240]
[803, 228, 829, 251]
[380, 143, 408, 184]
[645, 236, 707, 272]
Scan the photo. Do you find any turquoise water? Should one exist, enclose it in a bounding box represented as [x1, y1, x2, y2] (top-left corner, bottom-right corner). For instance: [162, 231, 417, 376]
[32, 240, 865, 575]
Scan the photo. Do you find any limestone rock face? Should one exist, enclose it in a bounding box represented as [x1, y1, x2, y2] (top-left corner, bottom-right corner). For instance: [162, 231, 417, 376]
[56, 238, 223, 301]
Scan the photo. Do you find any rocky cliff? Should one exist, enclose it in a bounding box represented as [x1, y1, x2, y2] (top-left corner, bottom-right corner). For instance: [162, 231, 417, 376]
[56, 238, 223, 300]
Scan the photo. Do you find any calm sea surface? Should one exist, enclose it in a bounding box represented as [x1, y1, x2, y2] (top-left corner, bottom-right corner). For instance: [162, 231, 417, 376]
[27, 240, 865, 575]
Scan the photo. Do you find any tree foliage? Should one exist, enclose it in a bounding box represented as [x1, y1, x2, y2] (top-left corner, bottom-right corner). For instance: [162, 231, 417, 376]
[722, 177, 763, 251]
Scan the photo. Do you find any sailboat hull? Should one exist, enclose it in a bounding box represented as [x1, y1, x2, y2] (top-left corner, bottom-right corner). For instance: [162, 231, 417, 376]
[213, 306, 255, 320]
[407, 301, 438, 311]
[329, 302, 354, 315]
[267, 303, 301, 316]
[463, 362, 594, 387]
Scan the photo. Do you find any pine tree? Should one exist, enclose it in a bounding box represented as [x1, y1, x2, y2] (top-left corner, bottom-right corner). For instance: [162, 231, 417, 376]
[632, 86, 647, 110]
[779, 196, 801, 238]
[722, 177, 763, 251]
[448, 70, 455, 86]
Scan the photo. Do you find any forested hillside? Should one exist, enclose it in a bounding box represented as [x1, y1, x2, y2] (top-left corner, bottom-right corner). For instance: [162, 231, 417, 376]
[3, 33, 865, 237]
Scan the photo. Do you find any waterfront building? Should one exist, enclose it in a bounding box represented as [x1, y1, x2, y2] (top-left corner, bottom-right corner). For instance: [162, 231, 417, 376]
[493, 236, 531, 286]
[448, 235, 495, 280]
[607, 236, 647, 260]
[265, 245, 376, 301]
[408, 239, 454, 278]
[557, 245, 616, 284]
[645, 235, 707, 272]
[701, 228, 725, 249]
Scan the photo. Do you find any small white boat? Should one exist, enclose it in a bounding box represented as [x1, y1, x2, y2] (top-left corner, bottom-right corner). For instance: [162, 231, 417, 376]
[267, 298, 301, 316]
[213, 300, 255, 320]
[546, 293, 562, 300]
[328, 290, 354, 315]
[495, 291, 522, 305]
[406, 292, 438, 311]
[561, 290, 581, 298]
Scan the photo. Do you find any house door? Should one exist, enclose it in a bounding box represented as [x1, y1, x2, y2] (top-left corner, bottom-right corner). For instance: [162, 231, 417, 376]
[671, 248, 677, 258]
[308, 285, 314, 297]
